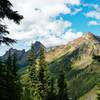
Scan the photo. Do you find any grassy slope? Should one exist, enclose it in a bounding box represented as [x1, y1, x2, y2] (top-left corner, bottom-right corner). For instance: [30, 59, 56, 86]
[79, 86, 97, 100]
[68, 62, 100, 99]
[48, 49, 100, 99]
[46, 36, 100, 99]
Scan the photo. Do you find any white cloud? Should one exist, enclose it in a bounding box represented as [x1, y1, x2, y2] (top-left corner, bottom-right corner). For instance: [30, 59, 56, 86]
[88, 21, 100, 26]
[0, 0, 83, 56]
[36, 29, 83, 47]
[7, 19, 72, 40]
[63, 29, 83, 42]
[66, 0, 80, 5]
[84, 4, 100, 20]
[3, 0, 82, 48]
[85, 11, 100, 19]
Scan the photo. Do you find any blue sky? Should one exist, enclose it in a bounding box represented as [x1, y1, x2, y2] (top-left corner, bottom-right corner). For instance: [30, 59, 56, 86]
[0, 0, 100, 56]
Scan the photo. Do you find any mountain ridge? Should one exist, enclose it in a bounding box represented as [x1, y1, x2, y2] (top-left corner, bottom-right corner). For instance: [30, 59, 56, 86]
[45, 32, 100, 63]
[0, 32, 100, 68]
[0, 41, 45, 67]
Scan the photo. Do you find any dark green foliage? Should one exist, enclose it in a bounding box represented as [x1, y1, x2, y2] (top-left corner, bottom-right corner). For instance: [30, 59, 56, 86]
[25, 43, 40, 100]
[93, 55, 100, 62]
[22, 87, 32, 100]
[0, 51, 22, 100]
[46, 78, 57, 100]
[57, 65, 69, 100]
[0, 0, 23, 45]
[97, 87, 100, 100]
[22, 44, 56, 100]
[97, 94, 100, 100]
[28, 44, 37, 85]
[12, 53, 22, 100]
[28, 43, 36, 66]
[49, 52, 72, 77]
[68, 72, 100, 99]
[38, 46, 50, 100]
[0, 58, 7, 100]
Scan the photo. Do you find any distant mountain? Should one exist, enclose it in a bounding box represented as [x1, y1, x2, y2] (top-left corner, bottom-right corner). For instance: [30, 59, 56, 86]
[45, 32, 100, 63]
[1, 32, 100, 69]
[44, 32, 100, 100]
[0, 41, 45, 67]
[27, 41, 46, 57]
[0, 48, 27, 67]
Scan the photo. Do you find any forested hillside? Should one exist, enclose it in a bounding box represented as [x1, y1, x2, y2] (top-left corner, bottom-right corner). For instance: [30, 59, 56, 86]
[19, 33, 100, 100]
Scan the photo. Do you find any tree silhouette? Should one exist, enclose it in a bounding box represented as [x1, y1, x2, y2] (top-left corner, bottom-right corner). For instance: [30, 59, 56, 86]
[0, 0, 23, 45]
[28, 43, 40, 100]
[38, 46, 50, 100]
[57, 64, 69, 100]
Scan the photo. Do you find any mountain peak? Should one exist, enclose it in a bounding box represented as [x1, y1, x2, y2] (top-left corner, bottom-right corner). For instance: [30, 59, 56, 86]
[32, 41, 46, 56]
[33, 41, 45, 49]
[87, 32, 93, 35]
[86, 32, 94, 36]
[85, 32, 95, 40]
[34, 41, 42, 45]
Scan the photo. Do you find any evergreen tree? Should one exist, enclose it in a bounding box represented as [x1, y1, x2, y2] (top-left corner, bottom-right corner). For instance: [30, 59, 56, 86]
[0, 58, 3, 75]
[57, 64, 69, 100]
[28, 43, 36, 66]
[46, 78, 56, 100]
[74, 96, 78, 100]
[22, 87, 32, 100]
[6, 50, 12, 68]
[0, 51, 22, 100]
[0, 58, 7, 100]
[6, 50, 13, 100]
[11, 53, 22, 100]
[38, 45, 50, 100]
[28, 43, 37, 85]
[0, 0, 23, 45]
[27, 43, 40, 100]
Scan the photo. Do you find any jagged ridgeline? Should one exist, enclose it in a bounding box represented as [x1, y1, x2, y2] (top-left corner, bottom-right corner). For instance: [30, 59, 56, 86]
[0, 32, 100, 100]
[0, 41, 45, 67]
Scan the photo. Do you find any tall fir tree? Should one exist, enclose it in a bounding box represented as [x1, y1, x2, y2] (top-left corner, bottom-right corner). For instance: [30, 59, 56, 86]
[27, 43, 40, 100]
[11, 53, 22, 100]
[6, 50, 13, 100]
[46, 78, 56, 100]
[38, 45, 50, 100]
[57, 64, 69, 100]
